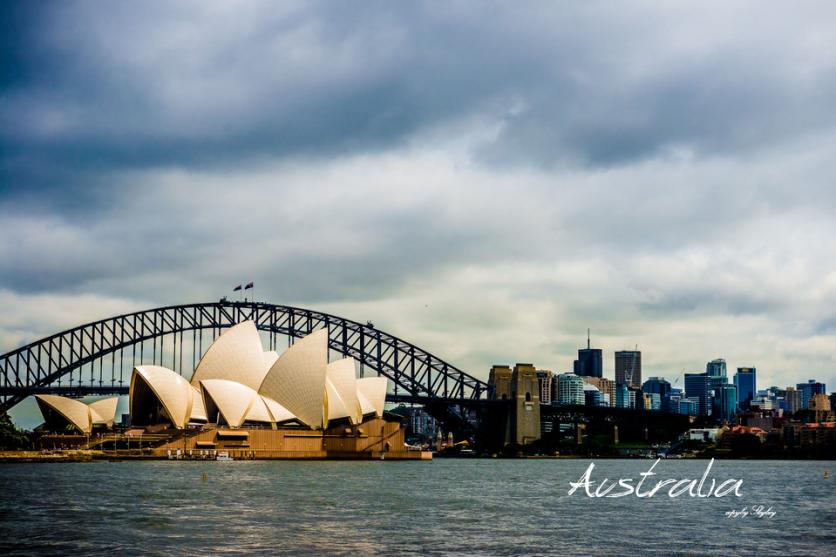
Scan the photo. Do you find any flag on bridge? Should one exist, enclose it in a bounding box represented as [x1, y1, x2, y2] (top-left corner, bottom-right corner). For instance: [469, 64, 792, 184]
[233, 284, 242, 292]
[245, 282, 254, 290]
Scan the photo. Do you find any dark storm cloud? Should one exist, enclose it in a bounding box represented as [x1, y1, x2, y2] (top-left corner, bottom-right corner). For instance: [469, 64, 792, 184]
[2, 1, 836, 388]
[4, 1, 836, 208]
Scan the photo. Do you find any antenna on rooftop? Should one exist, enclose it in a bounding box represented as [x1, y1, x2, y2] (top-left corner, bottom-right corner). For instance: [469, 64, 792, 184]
[587, 328, 591, 349]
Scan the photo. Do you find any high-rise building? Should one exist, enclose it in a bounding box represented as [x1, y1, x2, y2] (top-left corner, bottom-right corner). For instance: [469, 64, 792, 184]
[706, 358, 727, 378]
[583, 377, 615, 407]
[734, 367, 757, 406]
[642, 377, 672, 411]
[536, 370, 553, 405]
[783, 387, 802, 415]
[583, 384, 605, 407]
[711, 384, 738, 422]
[557, 373, 584, 406]
[574, 331, 602, 378]
[685, 372, 712, 416]
[797, 380, 826, 410]
[614, 350, 641, 388]
[643, 392, 661, 411]
[615, 383, 630, 408]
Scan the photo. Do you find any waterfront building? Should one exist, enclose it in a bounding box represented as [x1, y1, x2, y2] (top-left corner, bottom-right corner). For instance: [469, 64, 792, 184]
[33, 321, 422, 459]
[34, 395, 118, 435]
[406, 407, 437, 438]
[797, 380, 826, 410]
[706, 358, 727, 378]
[536, 369, 553, 405]
[574, 331, 602, 378]
[685, 372, 712, 416]
[582, 377, 615, 406]
[614, 350, 642, 388]
[614, 383, 630, 408]
[642, 377, 671, 411]
[734, 367, 756, 407]
[557, 373, 585, 405]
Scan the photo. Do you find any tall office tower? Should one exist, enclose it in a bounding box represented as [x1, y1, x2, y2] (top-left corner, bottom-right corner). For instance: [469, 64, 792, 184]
[706, 358, 727, 378]
[557, 373, 585, 405]
[783, 387, 802, 414]
[615, 383, 630, 408]
[685, 372, 712, 416]
[573, 330, 603, 378]
[797, 379, 826, 409]
[536, 369, 553, 405]
[615, 350, 642, 388]
[642, 377, 672, 411]
[711, 384, 738, 422]
[734, 367, 757, 407]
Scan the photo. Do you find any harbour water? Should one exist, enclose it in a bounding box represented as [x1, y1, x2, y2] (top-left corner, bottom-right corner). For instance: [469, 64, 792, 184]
[1, 459, 834, 555]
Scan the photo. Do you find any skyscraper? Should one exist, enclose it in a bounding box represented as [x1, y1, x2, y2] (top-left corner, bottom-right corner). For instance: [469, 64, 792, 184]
[536, 369, 553, 405]
[706, 358, 727, 378]
[557, 373, 585, 405]
[573, 330, 603, 378]
[685, 372, 712, 416]
[797, 380, 826, 409]
[734, 367, 756, 406]
[711, 384, 738, 422]
[642, 377, 672, 411]
[614, 350, 642, 388]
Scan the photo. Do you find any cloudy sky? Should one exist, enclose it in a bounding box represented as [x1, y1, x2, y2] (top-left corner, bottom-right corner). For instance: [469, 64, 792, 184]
[2, 0, 836, 411]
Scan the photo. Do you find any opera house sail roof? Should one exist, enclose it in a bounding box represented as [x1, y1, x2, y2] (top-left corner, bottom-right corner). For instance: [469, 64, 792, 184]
[35, 394, 119, 435]
[34, 321, 390, 435]
[124, 321, 388, 431]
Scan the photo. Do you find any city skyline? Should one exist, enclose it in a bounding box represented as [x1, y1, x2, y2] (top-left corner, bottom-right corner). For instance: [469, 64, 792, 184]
[2, 2, 836, 394]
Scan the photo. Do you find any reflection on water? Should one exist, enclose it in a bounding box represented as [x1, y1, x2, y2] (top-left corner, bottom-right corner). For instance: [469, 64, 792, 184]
[1, 459, 834, 556]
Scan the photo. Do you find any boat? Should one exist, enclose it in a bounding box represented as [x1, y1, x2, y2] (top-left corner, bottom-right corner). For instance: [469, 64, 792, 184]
[215, 451, 233, 461]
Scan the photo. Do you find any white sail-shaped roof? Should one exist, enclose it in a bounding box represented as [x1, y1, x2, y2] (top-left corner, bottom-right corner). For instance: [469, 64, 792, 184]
[190, 386, 208, 422]
[191, 321, 266, 391]
[356, 376, 388, 418]
[263, 351, 279, 372]
[325, 378, 350, 425]
[35, 394, 92, 434]
[259, 329, 329, 429]
[357, 390, 375, 416]
[244, 396, 273, 424]
[326, 358, 361, 425]
[200, 379, 258, 428]
[130, 365, 194, 428]
[261, 396, 296, 423]
[88, 397, 118, 427]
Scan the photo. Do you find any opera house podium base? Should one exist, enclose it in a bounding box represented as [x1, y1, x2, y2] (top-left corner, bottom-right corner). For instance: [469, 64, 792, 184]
[115, 416, 431, 460]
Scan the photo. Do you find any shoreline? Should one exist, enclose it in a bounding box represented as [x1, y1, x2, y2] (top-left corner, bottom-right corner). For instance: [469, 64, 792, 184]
[2, 450, 833, 463]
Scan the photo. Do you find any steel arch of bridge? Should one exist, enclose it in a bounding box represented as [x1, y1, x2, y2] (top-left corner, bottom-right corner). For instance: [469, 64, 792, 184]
[0, 301, 487, 414]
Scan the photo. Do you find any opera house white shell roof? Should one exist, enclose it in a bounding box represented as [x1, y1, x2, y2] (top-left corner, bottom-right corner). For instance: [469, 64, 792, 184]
[125, 321, 388, 431]
[35, 394, 119, 435]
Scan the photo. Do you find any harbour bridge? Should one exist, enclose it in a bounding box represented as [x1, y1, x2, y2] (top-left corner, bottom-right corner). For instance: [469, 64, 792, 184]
[0, 301, 490, 425]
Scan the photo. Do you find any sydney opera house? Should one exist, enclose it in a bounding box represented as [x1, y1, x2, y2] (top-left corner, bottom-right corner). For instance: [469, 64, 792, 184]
[34, 321, 426, 459]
